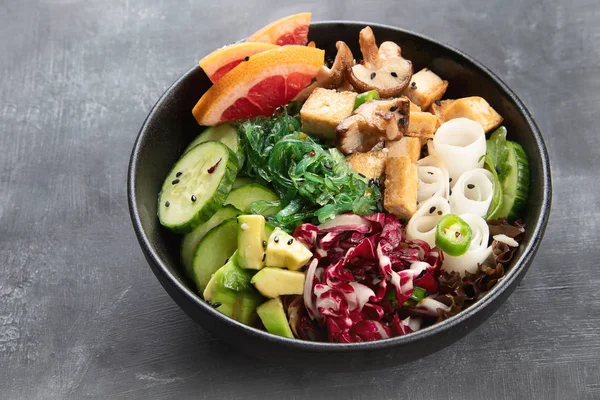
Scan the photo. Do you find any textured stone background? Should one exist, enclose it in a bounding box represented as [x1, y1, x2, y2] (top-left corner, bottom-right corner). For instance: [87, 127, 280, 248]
[1, 0, 599, 398]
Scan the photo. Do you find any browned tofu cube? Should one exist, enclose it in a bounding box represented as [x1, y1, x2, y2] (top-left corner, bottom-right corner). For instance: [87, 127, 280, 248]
[430, 99, 453, 119]
[406, 111, 441, 139]
[386, 137, 421, 162]
[431, 97, 503, 133]
[346, 150, 387, 179]
[384, 156, 418, 220]
[300, 88, 357, 141]
[409, 99, 421, 112]
[403, 68, 448, 110]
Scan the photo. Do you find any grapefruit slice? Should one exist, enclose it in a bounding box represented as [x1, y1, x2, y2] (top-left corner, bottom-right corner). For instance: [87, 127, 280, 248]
[199, 42, 278, 83]
[193, 46, 324, 126]
[246, 12, 311, 45]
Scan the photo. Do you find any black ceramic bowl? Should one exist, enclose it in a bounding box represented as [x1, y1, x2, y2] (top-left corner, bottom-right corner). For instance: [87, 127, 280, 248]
[128, 21, 551, 370]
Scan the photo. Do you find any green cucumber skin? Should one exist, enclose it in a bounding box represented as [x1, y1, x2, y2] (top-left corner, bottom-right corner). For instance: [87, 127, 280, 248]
[224, 183, 280, 214]
[192, 218, 240, 293]
[498, 141, 530, 220]
[506, 142, 529, 220]
[158, 142, 239, 234]
[184, 124, 245, 168]
[180, 205, 242, 280]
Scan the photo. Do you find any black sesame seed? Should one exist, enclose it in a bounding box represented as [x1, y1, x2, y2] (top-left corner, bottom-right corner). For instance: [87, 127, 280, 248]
[191, 195, 197, 202]
[176, 172, 182, 177]
[262, 253, 266, 262]
[211, 302, 222, 308]
[455, 231, 461, 238]
[437, 211, 442, 215]
[391, 71, 398, 77]
[467, 184, 475, 189]
[262, 240, 267, 248]
[274, 236, 279, 243]
[429, 206, 436, 214]
[375, 178, 380, 186]
[449, 177, 452, 182]
[172, 179, 180, 185]
[243, 56, 250, 61]
[165, 201, 170, 207]
[370, 72, 376, 79]
[287, 238, 294, 245]
[410, 82, 417, 89]
[427, 171, 434, 175]
[399, 118, 407, 126]
[390, 105, 399, 112]
[358, 173, 366, 178]
[434, 100, 441, 106]
[368, 178, 375, 187]
[449, 189, 452, 195]
[224, 258, 229, 263]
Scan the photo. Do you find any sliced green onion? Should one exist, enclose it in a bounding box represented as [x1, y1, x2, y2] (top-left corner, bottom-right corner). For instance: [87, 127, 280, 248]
[354, 90, 380, 109]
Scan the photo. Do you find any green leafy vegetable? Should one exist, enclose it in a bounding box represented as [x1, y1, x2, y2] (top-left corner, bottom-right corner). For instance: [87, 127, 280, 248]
[481, 154, 504, 220]
[486, 127, 511, 182]
[237, 109, 381, 231]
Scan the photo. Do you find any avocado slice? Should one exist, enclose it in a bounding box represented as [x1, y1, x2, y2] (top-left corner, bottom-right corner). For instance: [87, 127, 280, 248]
[237, 215, 266, 270]
[256, 297, 294, 338]
[251, 267, 305, 298]
[203, 251, 264, 324]
[264, 227, 313, 270]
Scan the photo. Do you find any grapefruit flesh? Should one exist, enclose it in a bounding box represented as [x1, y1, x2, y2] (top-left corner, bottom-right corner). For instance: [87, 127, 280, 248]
[199, 42, 278, 83]
[193, 46, 324, 126]
[246, 13, 311, 46]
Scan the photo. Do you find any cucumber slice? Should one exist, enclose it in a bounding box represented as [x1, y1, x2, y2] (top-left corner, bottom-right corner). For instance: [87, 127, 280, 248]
[192, 218, 239, 293]
[158, 141, 238, 233]
[224, 183, 281, 215]
[232, 177, 256, 189]
[184, 123, 244, 168]
[180, 205, 242, 280]
[499, 141, 529, 220]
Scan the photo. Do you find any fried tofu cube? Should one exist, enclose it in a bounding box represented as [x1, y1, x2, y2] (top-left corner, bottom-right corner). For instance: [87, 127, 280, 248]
[346, 150, 387, 179]
[409, 99, 421, 112]
[430, 99, 453, 119]
[384, 156, 418, 220]
[406, 111, 441, 139]
[386, 137, 421, 162]
[300, 88, 357, 141]
[431, 97, 503, 133]
[403, 68, 448, 110]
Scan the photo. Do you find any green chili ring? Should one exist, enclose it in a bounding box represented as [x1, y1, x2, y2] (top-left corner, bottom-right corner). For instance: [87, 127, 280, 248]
[435, 214, 472, 256]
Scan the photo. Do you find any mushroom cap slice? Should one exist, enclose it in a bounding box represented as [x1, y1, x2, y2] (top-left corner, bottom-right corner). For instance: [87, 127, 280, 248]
[346, 27, 413, 97]
[336, 97, 410, 154]
[293, 41, 355, 102]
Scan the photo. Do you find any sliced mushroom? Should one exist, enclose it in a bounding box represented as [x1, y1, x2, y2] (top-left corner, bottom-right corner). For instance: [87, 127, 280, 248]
[319, 41, 354, 89]
[336, 97, 410, 154]
[294, 41, 355, 101]
[346, 27, 413, 97]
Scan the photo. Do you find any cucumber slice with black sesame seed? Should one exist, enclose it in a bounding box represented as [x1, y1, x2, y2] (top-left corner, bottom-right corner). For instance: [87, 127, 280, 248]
[180, 205, 242, 280]
[192, 218, 239, 293]
[224, 183, 280, 215]
[158, 141, 238, 233]
[184, 123, 244, 168]
[499, 141, 529, 220]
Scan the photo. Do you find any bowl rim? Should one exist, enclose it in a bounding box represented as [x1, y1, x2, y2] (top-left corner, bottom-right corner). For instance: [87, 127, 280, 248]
[128, 20, 552, 351]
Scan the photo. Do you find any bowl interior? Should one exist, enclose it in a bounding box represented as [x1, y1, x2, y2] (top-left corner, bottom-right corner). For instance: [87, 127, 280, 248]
[129, 22, 550, 352]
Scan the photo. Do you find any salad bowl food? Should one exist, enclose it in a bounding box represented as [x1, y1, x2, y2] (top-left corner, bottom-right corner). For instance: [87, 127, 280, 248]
[128, 16, 551, 369]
